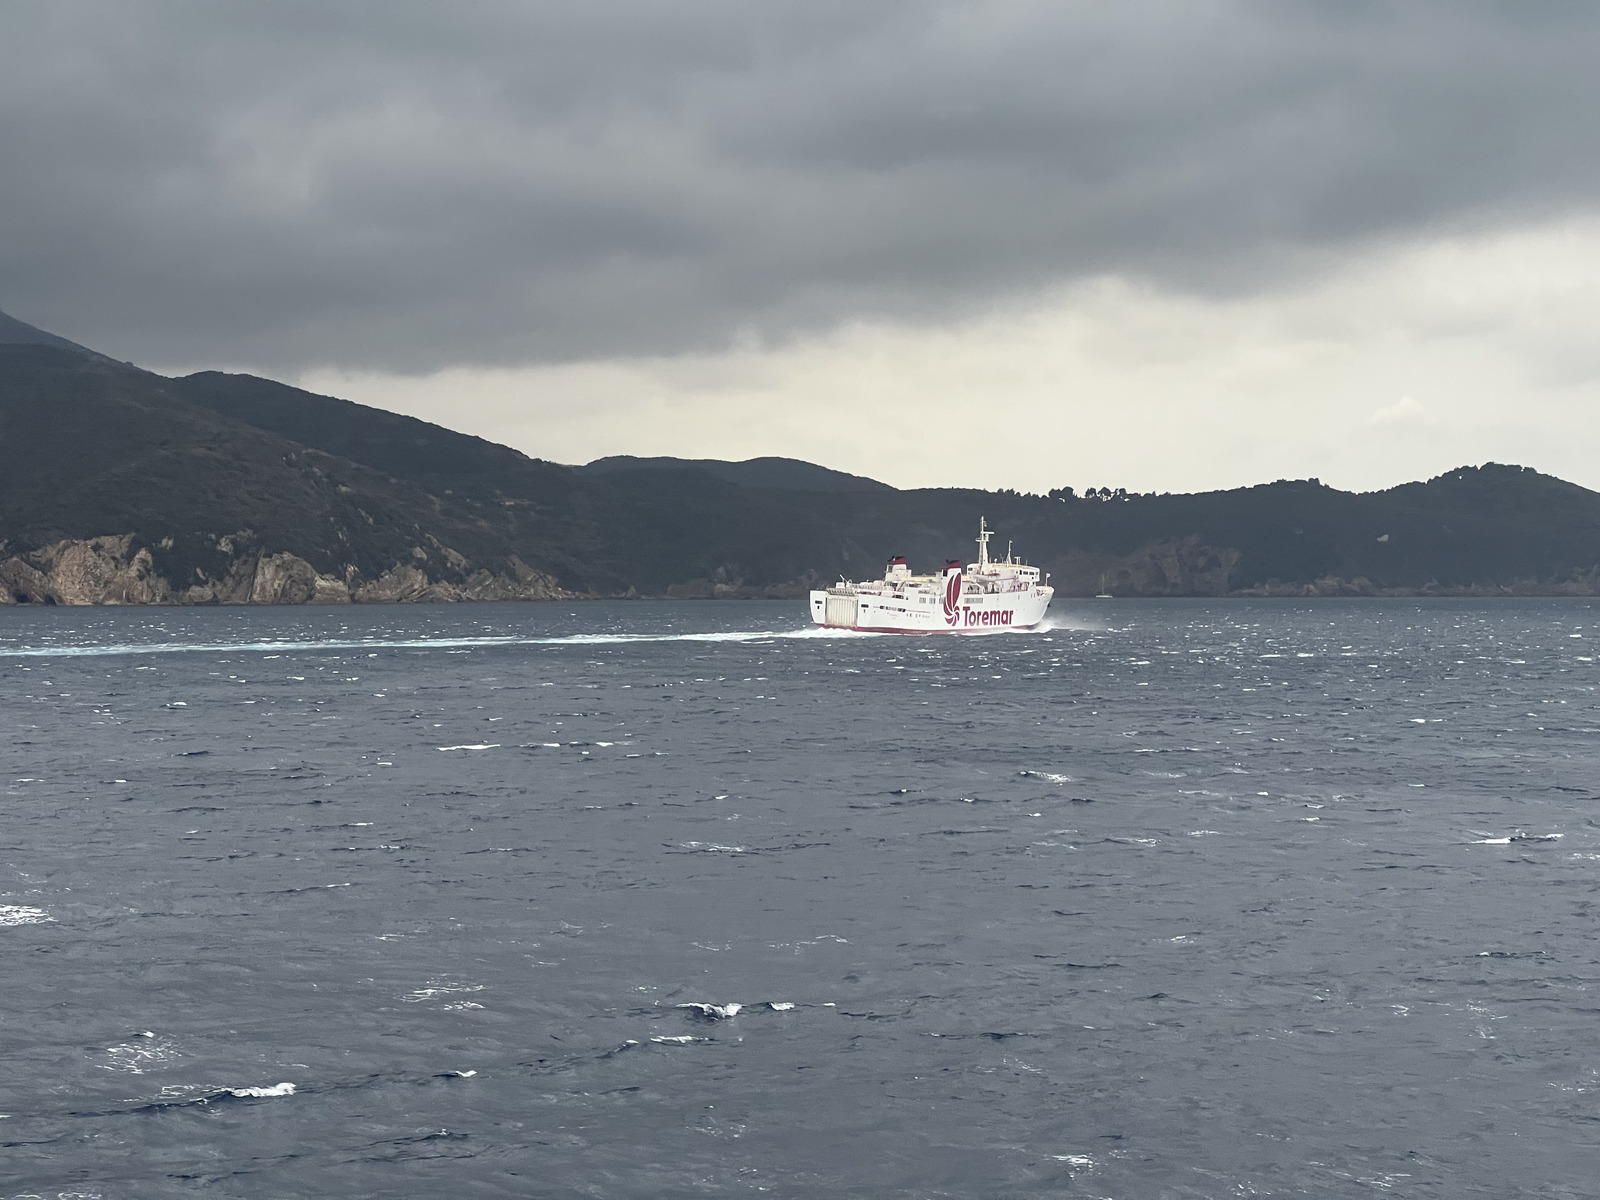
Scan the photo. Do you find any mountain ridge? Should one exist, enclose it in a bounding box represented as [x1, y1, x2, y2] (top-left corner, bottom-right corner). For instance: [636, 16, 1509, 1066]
[3, 309, 1600, 604]
[0, 307, 121, 362]
[577, 455, 892, 493]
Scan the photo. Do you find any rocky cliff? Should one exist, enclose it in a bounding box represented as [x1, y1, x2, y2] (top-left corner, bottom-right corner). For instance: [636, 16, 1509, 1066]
[0, 536, 574, 606]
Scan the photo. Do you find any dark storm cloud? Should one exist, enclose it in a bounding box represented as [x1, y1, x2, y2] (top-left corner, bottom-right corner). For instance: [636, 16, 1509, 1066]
[4, 1, 1600, 372]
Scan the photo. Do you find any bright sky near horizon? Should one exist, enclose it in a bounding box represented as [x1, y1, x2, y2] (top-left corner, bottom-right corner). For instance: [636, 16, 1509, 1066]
[7, 3, 1600, 494]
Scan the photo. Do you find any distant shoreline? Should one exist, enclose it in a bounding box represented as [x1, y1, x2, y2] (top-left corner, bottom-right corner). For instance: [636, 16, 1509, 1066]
[5, 590, 1600, 610]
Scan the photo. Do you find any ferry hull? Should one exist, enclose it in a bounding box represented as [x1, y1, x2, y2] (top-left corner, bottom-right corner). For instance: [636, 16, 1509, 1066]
[809, 586, 1052, 634]
[810, 518, 1051, 634]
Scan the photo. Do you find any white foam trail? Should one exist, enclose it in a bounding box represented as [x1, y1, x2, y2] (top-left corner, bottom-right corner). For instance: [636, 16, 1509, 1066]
[0, 616, 1086, 660]
[0, 626, 879, 659]
[1033, 613, 1108, 633]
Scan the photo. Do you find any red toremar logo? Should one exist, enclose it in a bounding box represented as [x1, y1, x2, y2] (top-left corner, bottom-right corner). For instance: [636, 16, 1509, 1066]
[943, 570, 963, 625]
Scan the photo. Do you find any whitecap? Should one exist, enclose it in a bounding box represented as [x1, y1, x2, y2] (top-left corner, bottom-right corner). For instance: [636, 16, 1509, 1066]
[650, 1035, 710, 1044]
[677, 1001, 742, 1020]
[0, 904, 52, 927]
[1019, 770, 1072, 784]
[228, 1082, 295, 1098]
[1050, 1154, 1095, 1167]
[102, 1038, 181, 1073]
[403, 981, 486, 1003]
[768, 1001, 796, 1011]
[436, 743, 499, 752]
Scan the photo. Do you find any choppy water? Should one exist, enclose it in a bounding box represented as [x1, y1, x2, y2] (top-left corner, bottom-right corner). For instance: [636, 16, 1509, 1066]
[3, 599, 1599, 1198]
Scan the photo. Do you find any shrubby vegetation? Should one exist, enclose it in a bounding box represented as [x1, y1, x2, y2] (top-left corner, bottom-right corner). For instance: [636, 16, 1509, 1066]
[5, 341, 1600, 599]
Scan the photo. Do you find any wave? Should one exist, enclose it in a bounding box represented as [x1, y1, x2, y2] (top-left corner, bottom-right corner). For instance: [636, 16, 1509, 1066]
[93, 1081, 298, 1114]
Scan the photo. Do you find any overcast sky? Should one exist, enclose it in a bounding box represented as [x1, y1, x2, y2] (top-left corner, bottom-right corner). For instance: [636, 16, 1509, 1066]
[6, 1, 1600, 493]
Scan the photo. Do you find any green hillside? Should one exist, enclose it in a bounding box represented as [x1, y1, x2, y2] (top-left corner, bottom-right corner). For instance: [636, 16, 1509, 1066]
[3, 313, 1600, 603]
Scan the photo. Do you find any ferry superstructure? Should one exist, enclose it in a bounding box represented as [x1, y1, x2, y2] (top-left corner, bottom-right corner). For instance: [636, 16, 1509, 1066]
[809, 519, 1053, 634]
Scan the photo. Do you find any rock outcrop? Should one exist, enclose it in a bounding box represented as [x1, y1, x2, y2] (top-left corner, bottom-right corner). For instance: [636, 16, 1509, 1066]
[0, 536, 577, 605]
[1045, 537, 1242, 597]
[1233, 574, 1600, 598]
[249, 551, 321, 604]
[348, 560, 570, 603]
[0, 535, 171, 605]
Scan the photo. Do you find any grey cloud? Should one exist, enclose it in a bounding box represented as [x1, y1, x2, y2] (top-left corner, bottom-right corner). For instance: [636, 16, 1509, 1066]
[4, 1, 1600, 373]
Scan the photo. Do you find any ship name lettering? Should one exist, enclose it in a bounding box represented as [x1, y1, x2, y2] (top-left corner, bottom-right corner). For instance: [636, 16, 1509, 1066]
[962, 607, 1014, 627]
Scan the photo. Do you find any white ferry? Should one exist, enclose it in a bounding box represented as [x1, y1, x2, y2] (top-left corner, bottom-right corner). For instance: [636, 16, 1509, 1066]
[809, 519, 1053, 634]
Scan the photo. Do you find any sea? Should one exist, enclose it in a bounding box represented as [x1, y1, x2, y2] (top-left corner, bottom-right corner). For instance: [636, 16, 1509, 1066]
[2, 598, 1598, 1198]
